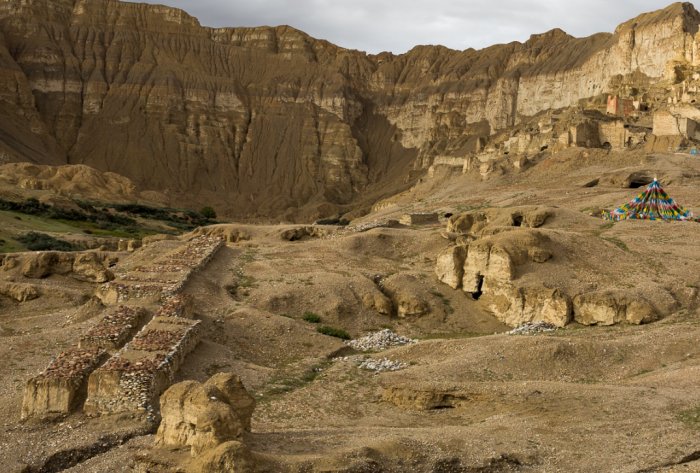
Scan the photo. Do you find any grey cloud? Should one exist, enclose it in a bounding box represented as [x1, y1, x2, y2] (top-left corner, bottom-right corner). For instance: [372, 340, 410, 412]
[135, 0, 689, 53]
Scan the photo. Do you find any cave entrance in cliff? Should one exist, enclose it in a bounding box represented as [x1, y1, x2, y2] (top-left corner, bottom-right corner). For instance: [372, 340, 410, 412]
[512, 214, 523, 227]
[472, 275, 484, 300]
[628, 176, 653, 188]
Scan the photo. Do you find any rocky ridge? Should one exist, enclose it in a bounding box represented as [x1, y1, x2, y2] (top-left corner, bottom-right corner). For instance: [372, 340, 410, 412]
[1, 1, 700, 219]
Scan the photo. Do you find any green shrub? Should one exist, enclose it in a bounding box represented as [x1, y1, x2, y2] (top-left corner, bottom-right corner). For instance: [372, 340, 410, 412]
[302, 311, 321, 323]
[16, 232, 74, 251]
[200, 206, 217, 220]
[316, 325, 351, 340]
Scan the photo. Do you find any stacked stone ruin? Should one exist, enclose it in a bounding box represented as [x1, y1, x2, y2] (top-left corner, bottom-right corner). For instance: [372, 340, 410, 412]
[78, 306, 148, 350]
[97, 235, 224, 304]
[21, 348, 109, 419]
[21, 235, 224, 419]
[84, 301, 201, 415]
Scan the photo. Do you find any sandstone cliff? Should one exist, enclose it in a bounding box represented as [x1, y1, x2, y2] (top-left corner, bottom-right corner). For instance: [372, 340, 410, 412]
[0, 1, 698, 219]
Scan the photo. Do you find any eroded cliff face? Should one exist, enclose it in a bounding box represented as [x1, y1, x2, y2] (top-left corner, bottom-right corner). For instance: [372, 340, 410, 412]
[0, 1, 698, 219]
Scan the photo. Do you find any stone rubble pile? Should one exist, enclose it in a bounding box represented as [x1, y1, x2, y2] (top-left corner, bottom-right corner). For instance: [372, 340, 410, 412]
[346, 329, 416, 352]
[358, 357, 408, 372]
[507, 321, 558, 335]
[79, 306, 147, 350]
[155, 294, 193, 318]
[350, 220, 398, 233]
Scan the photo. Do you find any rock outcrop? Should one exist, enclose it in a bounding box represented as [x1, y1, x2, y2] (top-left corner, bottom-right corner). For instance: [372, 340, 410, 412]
[0, 1, 699, 218]
[0, 281, 40, 302]
[156, 373, 255, 457]
[435, 245, 467, 290]
[382, 274, 431, 318]
[434, 221, 667, 328]
[573, 292, 658, 326]
[2, 251, 116, 283]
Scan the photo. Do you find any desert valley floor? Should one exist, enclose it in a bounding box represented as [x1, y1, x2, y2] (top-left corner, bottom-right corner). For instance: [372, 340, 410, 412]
[0, 148, 698, 472]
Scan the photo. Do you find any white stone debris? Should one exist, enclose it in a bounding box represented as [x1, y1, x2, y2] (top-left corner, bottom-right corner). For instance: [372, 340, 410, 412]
[358, 357, 408, 372]
[507, 321, 558, 335]
[346, 329, 416, 352]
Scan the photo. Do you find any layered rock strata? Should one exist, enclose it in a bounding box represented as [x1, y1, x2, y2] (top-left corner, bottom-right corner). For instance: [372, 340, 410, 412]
[0, 1, 699, 217]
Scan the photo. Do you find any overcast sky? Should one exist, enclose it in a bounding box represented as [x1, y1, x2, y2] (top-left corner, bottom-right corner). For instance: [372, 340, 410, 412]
[136, 0, 689, 54]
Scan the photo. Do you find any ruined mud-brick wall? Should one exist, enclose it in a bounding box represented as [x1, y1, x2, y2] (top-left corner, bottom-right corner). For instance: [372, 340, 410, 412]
[78, 306, 148, 350]
[97, 236, 224, 304]
[84, 298, 201, 416]
[21, 306, 146, 419]
[598, 120, 627, 149]
[399, 213, 440, 226]
[22, 236, 224, 419]
[653, 111, 683, 136]
[21, 348, 109, 419]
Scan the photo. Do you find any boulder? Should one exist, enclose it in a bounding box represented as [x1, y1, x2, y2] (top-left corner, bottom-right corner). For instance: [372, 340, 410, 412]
[0, 282, 40, 302]
[360, 291, 393, 316]
[280, 226, 327, 241]
[483, 283, 571, 327]
[21, 252, 71, 278]
[446, 212, 489, 234]
[18, 251, 114, 282]
[72, 252, 114, 283]
[156, 373, 255, 457]
[522, 208, 552, 228]
[435, 245, 467, 289]
[190, 441, 253, 473]
[193, 225, 251, 243]
[1, 255, 18, 270]
[528, 247, 552, 263]
[573, 292, 657, 326]
[382, 274, 430, 318]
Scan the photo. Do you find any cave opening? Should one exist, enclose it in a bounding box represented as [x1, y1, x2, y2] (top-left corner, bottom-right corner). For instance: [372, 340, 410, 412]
[472, 275, 484, 300]
[628, 178, 652, 189]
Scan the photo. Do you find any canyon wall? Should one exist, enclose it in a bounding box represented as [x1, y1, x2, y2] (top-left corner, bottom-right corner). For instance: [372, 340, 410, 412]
[0, 1, 698, 219]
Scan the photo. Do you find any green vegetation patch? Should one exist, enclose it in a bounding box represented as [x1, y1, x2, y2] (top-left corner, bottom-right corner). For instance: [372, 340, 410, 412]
[0, 197, 227, 253]
[259, 361, 330, 400]
[16, 232, 75, 251]
[317, 325, 351, 340]
[302, 311, 322, 323]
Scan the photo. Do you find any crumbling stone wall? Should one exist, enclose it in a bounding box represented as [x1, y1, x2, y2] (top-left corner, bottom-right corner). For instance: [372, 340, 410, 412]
[22, 236, 224, 420]
[97, 236, 224, 304]
[22, 348, 109, 419]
